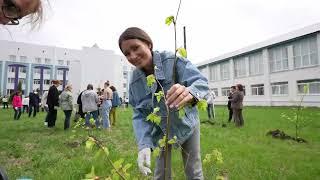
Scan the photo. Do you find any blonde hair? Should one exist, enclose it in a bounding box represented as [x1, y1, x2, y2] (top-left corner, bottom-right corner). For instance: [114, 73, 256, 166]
[26, 0, 44, 29]
[65, 84, 72, 90]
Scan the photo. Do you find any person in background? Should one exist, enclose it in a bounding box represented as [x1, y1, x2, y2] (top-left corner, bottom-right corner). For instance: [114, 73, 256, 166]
[12, 91, 22, 120]
[76, 90, 85, 119]
[47, 80, 60, 128]
[22, 95, 29, 113]
[81, 84, 100, 128]
[101, 81, 113, 129]
[59, 84, 73, 130]
[2, 95, 9, 109]
[118, 27, 209, 178]
[109, 86, 121, 126]
[0, 0, 43, 26]
[230, 84, 245, 127]
[41, 90, 49, 125]
[227, 86, 236, 122]
[97, 89, 104, 121]
[206, 89, 216, 121]
[28, 89, 40, 117]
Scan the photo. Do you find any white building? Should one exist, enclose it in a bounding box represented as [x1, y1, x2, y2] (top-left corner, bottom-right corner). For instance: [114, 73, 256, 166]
[197, 23, 320, 107]
[0, 41, 132, 101]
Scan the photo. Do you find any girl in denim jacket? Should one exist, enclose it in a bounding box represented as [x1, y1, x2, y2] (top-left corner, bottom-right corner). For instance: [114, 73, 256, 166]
[119, 27, 209, 179]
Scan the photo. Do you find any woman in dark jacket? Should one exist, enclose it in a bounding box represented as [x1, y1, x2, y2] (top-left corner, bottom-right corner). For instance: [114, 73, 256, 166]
[230, 84, 244, 127]
[46, 80, 60, 128]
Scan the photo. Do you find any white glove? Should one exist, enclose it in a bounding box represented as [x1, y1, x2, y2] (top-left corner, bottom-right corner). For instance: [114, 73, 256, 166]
[15, 107, 18, 110]
[137, 148, 152, 176]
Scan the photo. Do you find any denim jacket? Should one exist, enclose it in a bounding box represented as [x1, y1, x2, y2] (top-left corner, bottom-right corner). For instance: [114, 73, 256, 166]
[129, 51, 209, 151]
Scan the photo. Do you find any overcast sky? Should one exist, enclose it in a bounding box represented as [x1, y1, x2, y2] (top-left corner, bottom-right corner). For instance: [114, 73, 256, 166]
[0, 0, 320, 63]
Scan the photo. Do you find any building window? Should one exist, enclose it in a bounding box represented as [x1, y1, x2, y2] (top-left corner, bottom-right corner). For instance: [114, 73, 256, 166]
[34, 68, 41, 74]
[293, 36, 318, 68]
[8, 66, 15, 73]
[212, 88, 218, 97]
[7, 78, 15, 84]
[19, 67, 26, 73]
[20, 56, 27, 62]
[57, 70, 64, 75]
[18, 78, 26, 84]
[220, 61, 230, 80]
[123, 83, 127, 88]
[35, 57, 41, 64]
[234, 57, 246, 78]
[271, 82, 288, 95]
[44, 79, 51, 85]
[297, 79, 320, 95]
[251, 84, 264, 96]
[44, 69, 51, 75]
[66, 60, 70, 65]
[269, 46, 288, 72]
[209, 64, 219, 81]
[249, 52, 263, 75]
[9, 55, 16, 61]
[33, 79, 40, 84]
[45, 58, 51, 64]
[221, 87, 231, 96]
[58, 60, 64, 65]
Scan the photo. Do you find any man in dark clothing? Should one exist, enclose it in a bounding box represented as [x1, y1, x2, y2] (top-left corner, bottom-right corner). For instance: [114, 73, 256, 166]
[228, 86, 236, 122]
[28, 90, 40, 117]
[76, 90, 85, 119]
[47, 80, 60, 128]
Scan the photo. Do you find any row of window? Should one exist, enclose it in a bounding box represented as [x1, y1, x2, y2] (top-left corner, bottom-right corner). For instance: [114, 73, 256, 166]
[7, 67, 65, 75]
[7, 78, 52, 85]
[8, 55, 70, 65]
[206, 35, 319, 82]
[212, 79, 320, 97]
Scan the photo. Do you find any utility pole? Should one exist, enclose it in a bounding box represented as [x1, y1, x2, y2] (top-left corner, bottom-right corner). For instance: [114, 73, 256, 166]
[183, 26, 187, 57]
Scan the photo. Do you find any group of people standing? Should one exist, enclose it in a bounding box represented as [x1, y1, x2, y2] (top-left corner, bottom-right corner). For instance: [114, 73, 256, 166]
[227, 84, 245, 127]
[76, 81, 121, 130]
[4, 79, 122, 130]
[8, 89, 42, 120]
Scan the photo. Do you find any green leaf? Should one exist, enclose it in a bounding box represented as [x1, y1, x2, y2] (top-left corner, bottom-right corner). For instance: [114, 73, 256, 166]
[114, 158, 124, 170]
[85, 138, 95, 151]
[123, 163, 132, 171]
[146, 74, 156, 87]
[153, 107, 160, 113]
[89, 118, 95, 124]
[85, 166, 96, 179]
[216, 175, 225, 180]
[146, 112, 161, 125]
[158, 135, 166, 148]
[178, 108, 185, 119]
[165, 16, 174, 26]
[197, 99, 207, 111]
[168, 136, 177, 145]
[153, 147, 161, 158]
[177, 47, 187, 58]
[155, 91, 164, 102]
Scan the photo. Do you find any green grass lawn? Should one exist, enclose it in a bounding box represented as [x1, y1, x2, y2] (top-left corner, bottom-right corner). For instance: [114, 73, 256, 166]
[0, 106, 319, 180]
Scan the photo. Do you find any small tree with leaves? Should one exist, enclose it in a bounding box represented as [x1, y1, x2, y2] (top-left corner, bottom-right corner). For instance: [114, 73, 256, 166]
[144, 0, 208, 178]
[72, 118, 132, 179]
[281, 84, 312, 141]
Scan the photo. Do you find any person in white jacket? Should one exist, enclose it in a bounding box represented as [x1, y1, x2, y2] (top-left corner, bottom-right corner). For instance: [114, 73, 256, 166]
[206, 90, 216, 120]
